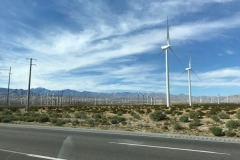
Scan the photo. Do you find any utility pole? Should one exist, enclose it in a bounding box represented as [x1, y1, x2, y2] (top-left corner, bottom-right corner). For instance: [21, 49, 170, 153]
[40, 94, 42, 106]
[46, 92, 48, 105]
[6, 67, 12, 109]
[26, 58, 36, 112]
[142, 93, 144, 105]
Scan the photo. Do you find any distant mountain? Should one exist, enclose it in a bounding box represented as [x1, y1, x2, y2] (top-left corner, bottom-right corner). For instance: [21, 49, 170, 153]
[0, 87, 239, 103]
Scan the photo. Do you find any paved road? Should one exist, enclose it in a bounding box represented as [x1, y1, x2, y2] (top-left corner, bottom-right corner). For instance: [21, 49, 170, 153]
[0, 124, 239, 160]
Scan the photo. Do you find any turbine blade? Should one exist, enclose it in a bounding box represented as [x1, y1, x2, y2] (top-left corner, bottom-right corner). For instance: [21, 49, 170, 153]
[189, 51, 191, 68]
[181, 70, 187, 74]
[159, 49, 165, 54]
[169, 47, 184, 67]
[167, 17, 170, 45]
[191, 69, 201, 81]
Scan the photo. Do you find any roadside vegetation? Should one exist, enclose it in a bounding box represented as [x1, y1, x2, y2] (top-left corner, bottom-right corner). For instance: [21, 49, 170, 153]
[0, 103, 240, 137]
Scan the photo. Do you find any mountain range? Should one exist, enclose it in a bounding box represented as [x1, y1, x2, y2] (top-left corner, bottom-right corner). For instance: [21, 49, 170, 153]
[0, 87, 239, 103]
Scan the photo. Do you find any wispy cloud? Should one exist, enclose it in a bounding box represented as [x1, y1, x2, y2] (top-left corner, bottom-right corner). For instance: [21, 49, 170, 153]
[0, 0, 239, 95]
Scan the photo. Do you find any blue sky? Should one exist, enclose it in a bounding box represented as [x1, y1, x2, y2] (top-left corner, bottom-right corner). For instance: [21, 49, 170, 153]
[0, 0, 240, 96]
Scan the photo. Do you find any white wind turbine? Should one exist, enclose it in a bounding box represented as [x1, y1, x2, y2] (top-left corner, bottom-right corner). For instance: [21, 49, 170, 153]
[182, 53, 200, 106]
[161, 17, 183, 107]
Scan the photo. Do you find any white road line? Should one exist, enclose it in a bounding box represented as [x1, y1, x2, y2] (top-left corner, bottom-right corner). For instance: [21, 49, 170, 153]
[109, 142, 230, 155]
[0, 148, 66, 160]
[27, 154, 66, 160]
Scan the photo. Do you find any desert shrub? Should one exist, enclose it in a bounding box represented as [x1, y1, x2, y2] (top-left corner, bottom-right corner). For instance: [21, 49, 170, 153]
[0, 115, 13, 123]
[139, 110, 145, 114]
[93, 113, 102, 119]
[189, 118, 201, 129]
[71, 119, 80, 126]
[235, 110, 240, 119]
[15, 109, 22, 116]
[30, 112, 40, 117]
[55, 119, 65, 126]
[51, 118, 58, 124]
[117, 116, 126, 123]
[55, 108, 61, 113]
[117, 110, 123, 116]
[111, 116, 119, 124]
[179, 115, 189, 122]
[130, 111, 140, 119]
[111, 116, 126, 124]
[217, 111, 229, 119]
[165, 110, 171, 114]
[189, 111, 200, 119]
[224, 129, 236, 137]
[2, 110, 13, 115]
[225, 120, 240, 129]
[171, 121, 181, 130]
[150, 110, 166, 121]
[25, 116, 36, 122]
[38, 114, 50, 122]
[211, 115, 220, 122]
[75, 112, 87, 119]
[63, 113, 71, 118]
[209, 126, 224, 136]
[146, 108, 152, 114]
[87, 119, 95, 127]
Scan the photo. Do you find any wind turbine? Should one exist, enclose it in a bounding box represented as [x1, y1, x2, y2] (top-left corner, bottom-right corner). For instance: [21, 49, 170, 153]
[160, 17, 183, 107]
[182, 53, 200, 106]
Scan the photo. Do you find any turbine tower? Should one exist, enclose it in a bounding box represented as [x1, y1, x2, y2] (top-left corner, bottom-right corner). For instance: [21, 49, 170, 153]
[161, 17, 182, 107]
[182, 53, 200, 106]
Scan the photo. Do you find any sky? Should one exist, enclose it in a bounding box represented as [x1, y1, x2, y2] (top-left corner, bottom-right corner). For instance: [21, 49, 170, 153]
[0, 0, 240, 96]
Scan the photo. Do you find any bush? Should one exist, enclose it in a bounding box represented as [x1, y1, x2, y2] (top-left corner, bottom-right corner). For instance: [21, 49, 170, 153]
[130, 111, 140, 119]
[87, 119, 95, 127]
[0, 115, 13, 123]
[93, 113, 102, 119]
[51, 118, 58, 124]
[117, 116, 126, 123]
[189, 118, 201, 129]
[2, 110, 13, 115]
[150, 110, 166, 121]
[179, 115, 189, 122]
[63, 113, 71, 118]
[56, 119, 65, 126]
[71, 119, 80, 126]
[111, 116, 119, 124]
[38, 114, 50, 122]
[235, 110, 240, 119]
[25, 116, 36, 122]
[117, 111, 124, 116]
[224, 129, 236, 137]
[111, 118, 118, 124]
[75, 112, 87, 119]
[171, 122, 181, 130]
[225, 120, 240, 129]
[217, 111, 229, 119]
[189, 111, 200, 119]
[209, 126, 224, 136]
[211, 115, 220, 122]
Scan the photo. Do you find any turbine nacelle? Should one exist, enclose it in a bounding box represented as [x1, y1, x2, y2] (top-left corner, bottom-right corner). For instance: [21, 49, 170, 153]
[161, 44, 171, 50]
[185, 68, 191, 71]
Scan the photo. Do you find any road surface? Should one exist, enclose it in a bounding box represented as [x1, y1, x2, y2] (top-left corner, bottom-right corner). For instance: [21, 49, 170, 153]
[0, 123, 239, 160]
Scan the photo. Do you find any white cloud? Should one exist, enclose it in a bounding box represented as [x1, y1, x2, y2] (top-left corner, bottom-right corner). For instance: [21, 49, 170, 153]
[0, 0, 239, 94]
[226, 50, 234, 55]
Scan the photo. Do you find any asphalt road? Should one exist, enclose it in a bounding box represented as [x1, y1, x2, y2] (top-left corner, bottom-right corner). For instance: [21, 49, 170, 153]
[0, 124, 239, 160]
